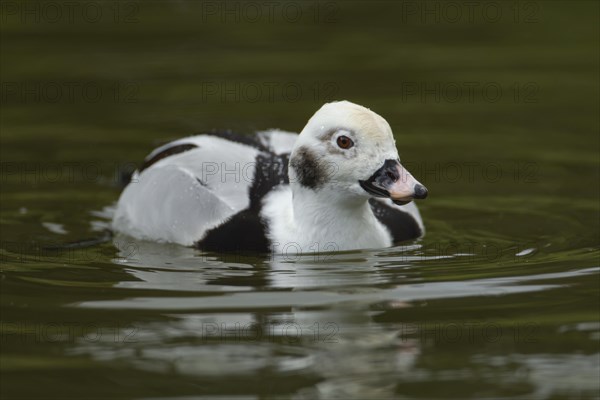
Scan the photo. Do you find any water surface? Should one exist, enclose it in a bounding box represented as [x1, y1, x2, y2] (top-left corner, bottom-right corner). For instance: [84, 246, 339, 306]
[1, 1, 599, 399]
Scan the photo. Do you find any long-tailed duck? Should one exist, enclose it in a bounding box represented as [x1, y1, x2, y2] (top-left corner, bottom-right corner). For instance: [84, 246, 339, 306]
[112, 101, 428, 253]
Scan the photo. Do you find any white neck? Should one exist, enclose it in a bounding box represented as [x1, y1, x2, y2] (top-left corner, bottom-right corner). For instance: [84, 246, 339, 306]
[278, 184, 391, 252]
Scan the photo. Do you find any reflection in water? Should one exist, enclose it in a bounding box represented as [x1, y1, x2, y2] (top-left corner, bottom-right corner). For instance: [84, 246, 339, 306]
[58, 238, 600, 399]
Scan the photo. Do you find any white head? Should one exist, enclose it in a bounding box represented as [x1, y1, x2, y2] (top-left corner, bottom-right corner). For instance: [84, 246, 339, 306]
[289, 101, 427, 205]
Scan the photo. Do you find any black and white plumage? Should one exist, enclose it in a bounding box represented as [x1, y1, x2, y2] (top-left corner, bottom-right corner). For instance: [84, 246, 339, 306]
[112, 101, 427, 253]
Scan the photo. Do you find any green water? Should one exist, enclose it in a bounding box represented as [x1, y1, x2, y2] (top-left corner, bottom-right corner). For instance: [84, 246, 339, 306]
[1, 1, 599, 399]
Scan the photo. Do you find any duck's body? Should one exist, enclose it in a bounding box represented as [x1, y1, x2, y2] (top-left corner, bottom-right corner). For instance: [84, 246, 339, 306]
[113, 101, 427, 253]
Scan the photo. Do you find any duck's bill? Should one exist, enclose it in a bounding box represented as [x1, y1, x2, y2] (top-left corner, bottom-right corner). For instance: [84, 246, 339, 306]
[359, 159, 427, 205]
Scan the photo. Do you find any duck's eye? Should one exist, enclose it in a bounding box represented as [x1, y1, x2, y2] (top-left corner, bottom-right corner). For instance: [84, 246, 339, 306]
[336, 135, 354, 149]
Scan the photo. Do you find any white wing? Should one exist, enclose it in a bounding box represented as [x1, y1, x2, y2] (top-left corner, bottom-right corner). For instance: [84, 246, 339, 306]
[113, 135, 260, 245]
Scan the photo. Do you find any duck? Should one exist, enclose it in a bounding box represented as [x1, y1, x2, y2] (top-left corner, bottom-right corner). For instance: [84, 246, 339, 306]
[112, 101, 428, 253]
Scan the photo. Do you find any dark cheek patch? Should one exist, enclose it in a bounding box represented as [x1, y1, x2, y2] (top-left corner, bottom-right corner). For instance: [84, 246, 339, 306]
[290, 146, 327, 189]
